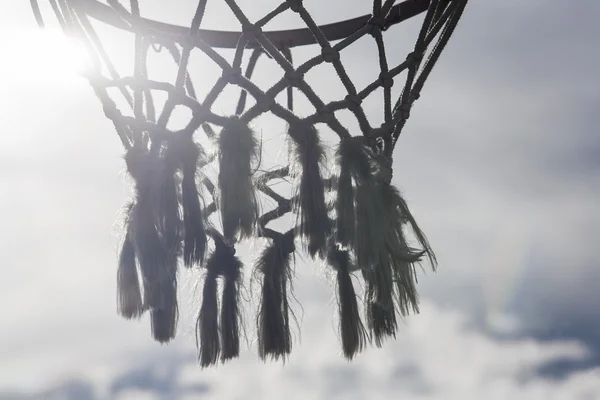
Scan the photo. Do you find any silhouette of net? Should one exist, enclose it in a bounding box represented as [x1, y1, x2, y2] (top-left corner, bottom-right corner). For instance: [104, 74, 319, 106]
[31, 0, 469, 364]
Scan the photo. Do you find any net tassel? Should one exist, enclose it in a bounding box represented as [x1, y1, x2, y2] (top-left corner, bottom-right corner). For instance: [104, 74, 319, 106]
[169, 134, 207, 267]
[365, 155, 435, 344]
[150, 279, 179, 343]
[362, 262, 397, 347]
[381, 184, 435, 315]
[387, 184, 437, 270]
[255, 229, 296, 361]
[334, 146, 355, 248]
[218, 116, 259, 241]
[196, 260, 220, 367]
[334, 139, 432, 345]
[387, 244, 424, 316]
[125, 145, 181, 343]
[364, 210, 422, 344]
[182, 166, 207, 267]
[116, 207, 144, 319]
[334, 137, 372, 249]
[151, 144, 182, 343]
[336, 137, 386, 269]
[217, 236, 244, 362]
[358, 157, 396, 345]
[327, 244, 367, 360]
[196, 230, 245, 366]
[289, 122, 330, 258]
[356, 191, 387, 272]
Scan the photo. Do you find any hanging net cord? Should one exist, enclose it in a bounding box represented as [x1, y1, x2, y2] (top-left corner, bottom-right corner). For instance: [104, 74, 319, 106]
[31, 0, 469, 361]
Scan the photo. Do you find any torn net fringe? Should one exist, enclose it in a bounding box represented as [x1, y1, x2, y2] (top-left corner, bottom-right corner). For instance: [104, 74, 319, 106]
[255, 230, 296, 361]
[115, 127, 435, 363]
[196, 231, 245, 367]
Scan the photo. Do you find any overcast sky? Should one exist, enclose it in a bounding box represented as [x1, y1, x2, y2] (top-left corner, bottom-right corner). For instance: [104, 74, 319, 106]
[1, 0, 599, 399]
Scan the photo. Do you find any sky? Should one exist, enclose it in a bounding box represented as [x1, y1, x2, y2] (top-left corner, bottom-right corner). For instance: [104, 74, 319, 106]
[1, 0, 600, 399]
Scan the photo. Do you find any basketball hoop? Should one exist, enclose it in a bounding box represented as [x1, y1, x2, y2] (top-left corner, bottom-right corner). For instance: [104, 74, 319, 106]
[31, 0, 469, 365]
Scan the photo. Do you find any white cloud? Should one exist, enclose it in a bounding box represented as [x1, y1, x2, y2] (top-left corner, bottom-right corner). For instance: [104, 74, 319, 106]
[1, 0, 600, 398]
[8, 300, 599, 400]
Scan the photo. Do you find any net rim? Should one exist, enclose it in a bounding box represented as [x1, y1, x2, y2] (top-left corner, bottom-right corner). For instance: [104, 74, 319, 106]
[30, 0, 467, 154]
[55, 0, 431, 48]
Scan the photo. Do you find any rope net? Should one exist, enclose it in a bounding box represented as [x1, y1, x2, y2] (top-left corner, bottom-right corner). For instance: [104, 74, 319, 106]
[32, 0, 468, 364]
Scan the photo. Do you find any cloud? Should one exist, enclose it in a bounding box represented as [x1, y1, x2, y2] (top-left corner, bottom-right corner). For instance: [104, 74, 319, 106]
[2, 0, 600, 398]
[2, 301, 599, 400]
[378, 0, 600, 350]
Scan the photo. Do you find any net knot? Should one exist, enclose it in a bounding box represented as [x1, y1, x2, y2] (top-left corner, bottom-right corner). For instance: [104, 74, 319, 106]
[102, 101, 120, 121]
[345, 94, 362, 112]
[192, 107, 210, 122]
[257, 95, 275, 112]
[222, 67, 243, 85]
[406, 51, 423, 65]
[367, 16, 386, 34]
[168, 87, 188, 105]
[321, 46, 340, 63]
[317, 105, 334, 123]
[398, 103, 412, 119]
[284, 69, 304, 87]
[379, 71, 394, 89]
[396, 93, 420, 120]
[286, 0, 303, 13]
[242, 23, 263, 39]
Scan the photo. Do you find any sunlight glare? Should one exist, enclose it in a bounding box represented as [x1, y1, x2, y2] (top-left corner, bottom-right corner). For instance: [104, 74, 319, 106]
[2, 28, 92, 88]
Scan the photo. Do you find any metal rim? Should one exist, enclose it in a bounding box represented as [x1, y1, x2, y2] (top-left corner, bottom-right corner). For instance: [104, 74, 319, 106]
[67, 0, 430, 48]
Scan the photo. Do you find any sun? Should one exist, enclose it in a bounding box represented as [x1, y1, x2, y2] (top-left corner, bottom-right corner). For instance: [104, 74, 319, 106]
[3, 27, 91, 88]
